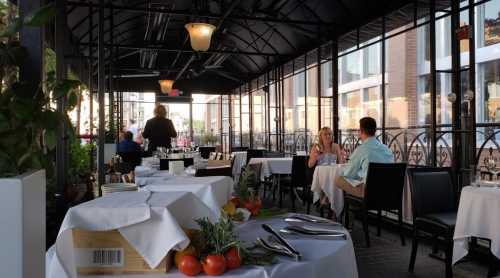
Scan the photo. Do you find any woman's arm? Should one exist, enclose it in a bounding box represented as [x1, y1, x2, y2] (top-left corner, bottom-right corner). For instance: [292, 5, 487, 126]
[335, 143, 345, 163]
[166, 119, 177, 138]
[308, 144, 320, 168]
[142, 120, 151, 139]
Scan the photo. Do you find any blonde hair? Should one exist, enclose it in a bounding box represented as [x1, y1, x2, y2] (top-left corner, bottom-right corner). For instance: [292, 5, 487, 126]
[317, 126, 333, 151]
[154, 104, 167, 118]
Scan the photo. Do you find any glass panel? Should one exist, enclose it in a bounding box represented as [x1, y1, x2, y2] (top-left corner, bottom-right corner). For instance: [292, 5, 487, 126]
[164, 102, 191, 147]
[321, 61, 333, 96]
[340, 50, 361, 84]
[241, 94, 250, 147]
[192, 94, 221, 147]
[307, 66, 319, 145]
[232, 95, 241, 147]
[252, 89, 267, 149]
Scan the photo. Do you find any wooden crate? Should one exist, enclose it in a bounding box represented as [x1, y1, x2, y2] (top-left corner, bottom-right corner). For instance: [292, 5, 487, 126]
[72, 229, 173, 275]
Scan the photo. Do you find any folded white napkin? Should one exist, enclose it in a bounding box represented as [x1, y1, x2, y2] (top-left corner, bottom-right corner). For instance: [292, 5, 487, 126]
[47, 191, 217, 278]
[135, 166, 157, 177]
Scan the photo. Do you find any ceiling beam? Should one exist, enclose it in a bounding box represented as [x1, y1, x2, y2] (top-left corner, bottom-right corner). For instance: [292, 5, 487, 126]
[79, 42, 283, 56]
[66, 1, 332, 26]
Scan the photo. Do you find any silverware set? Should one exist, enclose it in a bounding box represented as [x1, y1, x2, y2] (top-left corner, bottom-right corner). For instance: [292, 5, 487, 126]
[256, 214, 348, 260]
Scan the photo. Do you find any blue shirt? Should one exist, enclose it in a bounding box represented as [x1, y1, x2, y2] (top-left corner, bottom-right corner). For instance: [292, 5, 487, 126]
[117, 139, 141, 153]
[341, 137, 394, 182]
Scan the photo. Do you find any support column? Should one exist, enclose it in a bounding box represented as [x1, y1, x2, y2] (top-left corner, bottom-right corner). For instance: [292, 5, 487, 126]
[97, 0, 106, 186]
[381, 16, 387, 144]
[55, 0, 68, 199]
[451, 0, 462, 177]
[19, 0, 43, 90]
[468, 0, 477, 181]
[429, 0, 438, 167]
[332, 40, 340, 144]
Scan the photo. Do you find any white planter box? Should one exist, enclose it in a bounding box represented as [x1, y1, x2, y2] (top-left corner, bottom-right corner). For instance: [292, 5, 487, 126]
[0, 170, 46, 278]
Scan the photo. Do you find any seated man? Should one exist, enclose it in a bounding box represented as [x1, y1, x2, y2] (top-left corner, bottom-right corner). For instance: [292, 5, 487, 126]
[118, 131, 141, 153]
[117, 131, 142, 172]
[335, 117, 394, 198]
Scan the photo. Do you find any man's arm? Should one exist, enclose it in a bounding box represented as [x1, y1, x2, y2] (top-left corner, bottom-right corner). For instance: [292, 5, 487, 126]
[166, 119, 177, 138]
[142, 120, 151, 139]
[341, 148, 361, 180]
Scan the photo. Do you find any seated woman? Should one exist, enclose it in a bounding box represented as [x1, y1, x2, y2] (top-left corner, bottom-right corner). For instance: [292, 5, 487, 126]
[308, 127, 344, 168]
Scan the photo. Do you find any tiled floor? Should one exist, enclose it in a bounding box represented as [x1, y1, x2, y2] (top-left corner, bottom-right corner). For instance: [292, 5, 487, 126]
[260, 191, 493, 278]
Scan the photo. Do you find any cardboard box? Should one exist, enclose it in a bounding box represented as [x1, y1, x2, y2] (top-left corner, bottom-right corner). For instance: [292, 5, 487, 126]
[72, 229, 172, 275]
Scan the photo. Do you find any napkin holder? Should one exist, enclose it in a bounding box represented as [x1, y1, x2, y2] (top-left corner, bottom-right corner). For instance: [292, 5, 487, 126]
[169, 160, 185, 175]
[72, 229, 173, 275]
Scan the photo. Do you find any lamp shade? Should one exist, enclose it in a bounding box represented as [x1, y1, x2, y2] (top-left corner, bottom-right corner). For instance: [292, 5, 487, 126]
[158, 79, 174, 94]
[185, 23, 216, 51]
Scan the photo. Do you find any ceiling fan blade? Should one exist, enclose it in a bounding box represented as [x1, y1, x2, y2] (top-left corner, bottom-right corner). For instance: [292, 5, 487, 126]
[210, 70, 241, 82]
[204, 65, 223, 70]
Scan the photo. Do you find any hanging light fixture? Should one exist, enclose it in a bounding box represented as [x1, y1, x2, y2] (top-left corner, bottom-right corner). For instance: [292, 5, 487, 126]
[158, 79, 174, 94]
[185, 23, 216, 51]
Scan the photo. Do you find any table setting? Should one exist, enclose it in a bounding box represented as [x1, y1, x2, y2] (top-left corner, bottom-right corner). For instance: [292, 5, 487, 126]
[453, 180, 500, 265]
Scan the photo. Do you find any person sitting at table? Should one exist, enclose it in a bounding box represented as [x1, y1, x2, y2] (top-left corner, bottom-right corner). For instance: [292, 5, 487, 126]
[335, 117, 394, 198]
[308, 126, 344, 168]
[117, 131, 142, 173]
[142, 104, 177, 151]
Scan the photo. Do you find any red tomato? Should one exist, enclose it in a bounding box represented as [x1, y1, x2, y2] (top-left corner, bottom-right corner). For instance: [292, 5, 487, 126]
[244, 201, 255, 212]
[225, 247, 242, 269]
[202, 254, 226, 276]
[230, 196, 241, 207]
[178, 255, 202, 276]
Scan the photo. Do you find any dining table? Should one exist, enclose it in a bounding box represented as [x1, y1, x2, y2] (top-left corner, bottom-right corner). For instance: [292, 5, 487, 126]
[248, 157, 293, 181]
[47, 213, 359, 278]
[135, 167, 233, 216]
[453, 184, 500, 264]
[45, 191, 217, 278]
[310, 164, 346, 218]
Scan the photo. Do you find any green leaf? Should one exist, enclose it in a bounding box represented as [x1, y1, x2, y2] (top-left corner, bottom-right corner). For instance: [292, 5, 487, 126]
[0, 18, 22, 38]
[53, 79, 80, 99]
[67, 91, 78, 109]
[0, 113, 9, 131]
[45, 130, 56, 150]
[39, 110, 60, 130]
[23, 4, 55, 27]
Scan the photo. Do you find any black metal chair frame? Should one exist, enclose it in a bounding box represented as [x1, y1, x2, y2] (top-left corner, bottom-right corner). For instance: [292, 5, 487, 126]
[344, 162, 407, 248]
[407, 167, 457, 278]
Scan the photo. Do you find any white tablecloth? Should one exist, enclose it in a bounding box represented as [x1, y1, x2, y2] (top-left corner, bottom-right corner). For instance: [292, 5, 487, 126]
[248, 157, 293, 181]
[47, 216, 358, 278]
[232, 151, 248, 183]
[453, 186, 500, 264]
[143, 176, 234, 216]
[310, 164, 346, 218]
[46, 191, 217, 278]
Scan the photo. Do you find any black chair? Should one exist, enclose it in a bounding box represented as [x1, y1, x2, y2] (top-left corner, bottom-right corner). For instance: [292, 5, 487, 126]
[246, 162, 263, 193]
[117, 151, 142, 173]
[304, 164, 316, 215]
[159, 157, 194, 170]
[279, 155, 308, 211]
[195, 166, 233, 177]
[344, 163, 407, 248]
[199, 146, 216, 159]
[246, 149, 266, 164]
[231, 146, 249, 152]
[407, 167, 457, 278]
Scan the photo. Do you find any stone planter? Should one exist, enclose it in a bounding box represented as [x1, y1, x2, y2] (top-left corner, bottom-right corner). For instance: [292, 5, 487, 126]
[0, 170, 46, 278]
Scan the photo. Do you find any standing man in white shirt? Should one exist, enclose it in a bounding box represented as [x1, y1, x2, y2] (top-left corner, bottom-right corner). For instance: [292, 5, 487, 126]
[128, 119, 138, 142]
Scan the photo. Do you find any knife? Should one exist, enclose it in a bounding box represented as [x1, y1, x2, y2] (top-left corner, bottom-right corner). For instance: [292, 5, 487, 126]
[285, 225, 347, 237]
[261, 224, 301, 257]
[279, 228, 347, 240]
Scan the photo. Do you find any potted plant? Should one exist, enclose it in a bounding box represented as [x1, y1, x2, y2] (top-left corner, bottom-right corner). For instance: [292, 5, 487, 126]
[0, 5, 81, 277]
[201, 130, 218, 146]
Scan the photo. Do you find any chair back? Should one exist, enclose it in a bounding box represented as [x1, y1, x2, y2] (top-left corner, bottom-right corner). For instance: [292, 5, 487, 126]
[195, 166, 232, 177]
[265, 151, 285, 158]
[231, 147, 249, 152]
[291, 155, 308, 188]
[247, 162, 262, 184]
[407, 167, 456, 218]
[364, 163, 407, 210]
[246, 149, 266, 164]
[199, 146, 216, 159]
[117, 152, 142, 173]
[209, 152, 217, 160]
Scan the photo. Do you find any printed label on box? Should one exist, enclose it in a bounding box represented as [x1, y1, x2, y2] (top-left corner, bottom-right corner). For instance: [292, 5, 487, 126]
[75, 248, 125, 267]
